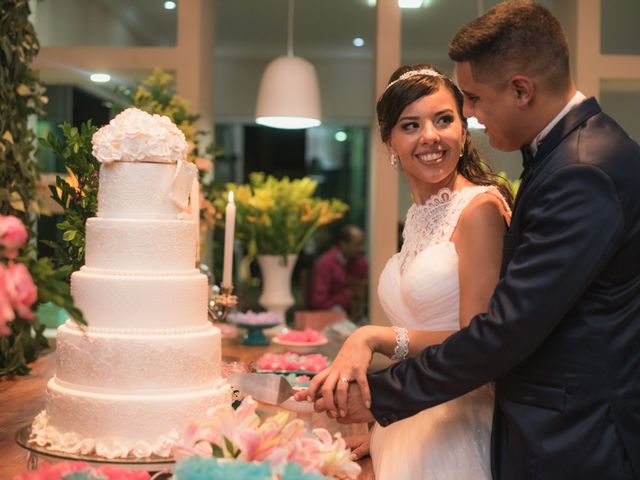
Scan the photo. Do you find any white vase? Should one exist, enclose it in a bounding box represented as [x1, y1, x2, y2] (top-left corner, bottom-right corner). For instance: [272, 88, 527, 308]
[257, 254, 298, 325]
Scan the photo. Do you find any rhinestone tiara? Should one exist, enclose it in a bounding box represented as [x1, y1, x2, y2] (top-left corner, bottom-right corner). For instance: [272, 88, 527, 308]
[384, 68, 443, 91]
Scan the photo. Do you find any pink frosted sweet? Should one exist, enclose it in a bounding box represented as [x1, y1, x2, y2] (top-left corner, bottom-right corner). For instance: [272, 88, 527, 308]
[13, 461, 150, 480]
[275, 327, 326, 343]
[227, 310, 282, 326]
[256, 352, 328, 372]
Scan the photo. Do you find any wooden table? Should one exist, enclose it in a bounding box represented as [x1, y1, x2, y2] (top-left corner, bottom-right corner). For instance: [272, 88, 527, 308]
[0, 334, 374, 479]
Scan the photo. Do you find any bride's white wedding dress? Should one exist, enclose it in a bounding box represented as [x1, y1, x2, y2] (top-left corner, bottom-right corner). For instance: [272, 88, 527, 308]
[369, 185, 510, 480]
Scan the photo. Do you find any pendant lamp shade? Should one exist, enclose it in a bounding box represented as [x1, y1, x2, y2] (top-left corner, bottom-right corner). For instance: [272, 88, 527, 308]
[255, 56, 321, 129]
[255, 0, 321, 129]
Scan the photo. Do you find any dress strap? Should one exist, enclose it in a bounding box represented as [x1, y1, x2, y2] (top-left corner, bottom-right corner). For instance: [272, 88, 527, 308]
[438, 185, 511, 241]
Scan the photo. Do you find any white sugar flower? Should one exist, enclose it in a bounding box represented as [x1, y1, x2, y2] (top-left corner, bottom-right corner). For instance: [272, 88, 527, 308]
[93, 142, 122, 163]
[95, 438, 129, 459]
[78, 438, 96, 455]
[153, 430, 180, 457]
[92, 107, 188, 164]
[60, 431, 81, 451]
[120, 137, 147, 161]
[132, 440, 153, 458]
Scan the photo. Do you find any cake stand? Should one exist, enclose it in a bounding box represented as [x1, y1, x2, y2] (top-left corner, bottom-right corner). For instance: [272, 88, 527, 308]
[15, 425, 174, 479]
[234, 322, 282, 346]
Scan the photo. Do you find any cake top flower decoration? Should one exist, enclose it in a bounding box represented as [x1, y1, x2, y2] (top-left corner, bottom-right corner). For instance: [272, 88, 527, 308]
[91, 107, 188, 164]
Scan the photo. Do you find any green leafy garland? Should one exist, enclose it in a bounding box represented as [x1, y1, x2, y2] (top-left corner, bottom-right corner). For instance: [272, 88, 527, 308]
[0, 0, 46, 225]
[0, 0, 84, 376]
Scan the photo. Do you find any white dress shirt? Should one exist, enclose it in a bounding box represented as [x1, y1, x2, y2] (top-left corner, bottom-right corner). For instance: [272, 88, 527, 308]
[529, 90, 587, 156]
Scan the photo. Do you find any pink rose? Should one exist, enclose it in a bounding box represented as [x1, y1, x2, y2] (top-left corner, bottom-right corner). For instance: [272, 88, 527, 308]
[6, 263, 37, 320]
[0, 265, 16, 335]
[0, 215, 28, 259]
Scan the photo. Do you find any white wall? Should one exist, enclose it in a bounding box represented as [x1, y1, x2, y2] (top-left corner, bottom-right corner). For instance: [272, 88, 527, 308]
[31, 0, 144, 46]
[214, 56, 373, 125]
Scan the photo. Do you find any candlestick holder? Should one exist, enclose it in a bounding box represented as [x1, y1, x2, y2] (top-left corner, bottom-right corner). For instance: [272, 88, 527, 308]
[207, 284, 238, 323]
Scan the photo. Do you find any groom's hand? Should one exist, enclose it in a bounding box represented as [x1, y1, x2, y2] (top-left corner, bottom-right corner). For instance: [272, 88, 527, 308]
[313, 382, 375, 424]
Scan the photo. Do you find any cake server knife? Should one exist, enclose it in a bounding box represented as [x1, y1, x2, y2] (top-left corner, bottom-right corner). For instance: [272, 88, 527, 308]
[230, 373, 295, 405]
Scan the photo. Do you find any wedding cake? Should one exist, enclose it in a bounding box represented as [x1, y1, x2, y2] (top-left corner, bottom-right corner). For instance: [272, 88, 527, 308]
[30, 108, 231, 459]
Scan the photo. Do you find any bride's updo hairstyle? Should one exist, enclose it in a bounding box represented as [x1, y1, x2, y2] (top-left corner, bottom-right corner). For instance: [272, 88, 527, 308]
[377, 63, 514, 207]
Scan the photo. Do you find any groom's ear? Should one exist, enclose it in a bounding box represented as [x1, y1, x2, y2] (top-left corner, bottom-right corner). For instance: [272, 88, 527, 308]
[509, 75, 534, 107]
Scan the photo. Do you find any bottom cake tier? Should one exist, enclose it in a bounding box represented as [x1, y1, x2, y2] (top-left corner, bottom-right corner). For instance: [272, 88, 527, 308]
[30, 378, 231, 459]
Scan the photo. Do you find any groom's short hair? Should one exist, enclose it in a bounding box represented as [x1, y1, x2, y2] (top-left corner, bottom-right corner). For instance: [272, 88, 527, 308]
[448, 0, 571, 94]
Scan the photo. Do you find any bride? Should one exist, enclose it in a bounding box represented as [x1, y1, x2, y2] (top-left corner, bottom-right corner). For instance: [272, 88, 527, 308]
[298, 64, 512, 479]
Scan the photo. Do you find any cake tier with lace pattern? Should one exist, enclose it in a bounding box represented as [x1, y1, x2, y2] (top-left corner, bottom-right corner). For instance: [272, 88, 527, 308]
[31, 108, 231, 460]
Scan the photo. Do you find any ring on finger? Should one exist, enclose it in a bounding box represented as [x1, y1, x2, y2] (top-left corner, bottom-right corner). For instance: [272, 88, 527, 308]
[340, 377, 350, 384]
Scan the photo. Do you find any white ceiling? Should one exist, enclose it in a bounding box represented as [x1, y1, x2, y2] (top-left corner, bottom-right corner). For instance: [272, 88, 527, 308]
[34, 0, 640, 63]
[31, 0, 640, 125]
[88, 0, 483, 61]
[34, 0, 640, 76]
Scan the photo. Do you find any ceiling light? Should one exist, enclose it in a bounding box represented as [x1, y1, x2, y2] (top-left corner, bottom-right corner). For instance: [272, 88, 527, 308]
[467, 117, 485, 130]
[398, 0, 423, 7]
[352, 37, 365, 47]
[90, 73, 111, 83]
[368, 0, 430, 8]
[255, 0, 321, 129]
[164, 1, 176, 10]
[335, 131, 348, 142]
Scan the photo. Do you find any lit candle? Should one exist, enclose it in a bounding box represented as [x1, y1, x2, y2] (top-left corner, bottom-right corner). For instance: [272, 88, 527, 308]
[222, 191, 236, 288]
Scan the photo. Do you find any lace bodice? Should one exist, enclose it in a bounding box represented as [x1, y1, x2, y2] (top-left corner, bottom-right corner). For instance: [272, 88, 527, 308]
[399, 186, 509, 271]
[378, 186, 510, 331]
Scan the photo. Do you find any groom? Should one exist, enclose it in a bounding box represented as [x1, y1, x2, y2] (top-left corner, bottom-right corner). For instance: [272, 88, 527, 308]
[313, 1, 640, 478]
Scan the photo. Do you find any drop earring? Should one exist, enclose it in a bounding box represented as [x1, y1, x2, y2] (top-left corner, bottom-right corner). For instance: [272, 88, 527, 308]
[390, 154, 398, 168]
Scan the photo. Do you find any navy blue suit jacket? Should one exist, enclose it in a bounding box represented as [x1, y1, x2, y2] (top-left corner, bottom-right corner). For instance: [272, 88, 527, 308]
[368, 98, 640, 479]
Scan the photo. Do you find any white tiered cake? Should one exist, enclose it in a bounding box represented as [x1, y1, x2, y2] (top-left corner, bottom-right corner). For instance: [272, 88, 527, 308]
[30, 108, 230, 459]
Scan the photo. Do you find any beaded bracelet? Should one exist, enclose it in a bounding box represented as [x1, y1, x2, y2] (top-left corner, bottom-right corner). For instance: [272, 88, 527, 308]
[391, 326, 409, 361]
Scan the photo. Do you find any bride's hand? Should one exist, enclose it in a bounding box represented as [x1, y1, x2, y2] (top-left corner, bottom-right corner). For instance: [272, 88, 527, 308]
[295, 326, 375, 417]
[345, 433, 371, 461]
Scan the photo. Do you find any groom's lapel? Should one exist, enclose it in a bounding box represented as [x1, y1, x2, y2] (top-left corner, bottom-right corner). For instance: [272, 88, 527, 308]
[510, 98, 602, 217]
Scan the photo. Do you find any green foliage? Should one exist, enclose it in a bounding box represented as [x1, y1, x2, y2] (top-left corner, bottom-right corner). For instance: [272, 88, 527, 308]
[40, 122, 99, 276]
[224, 436, 242, 459]
[0, 0, 47, 231]
[0, 2, 93, 375]
[119, 68, 200, 138]
[497, 171, 521, 196]
[0, 0, 75, 376]
[0, 313, 47, 376]
[26, 255, 86, 325]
